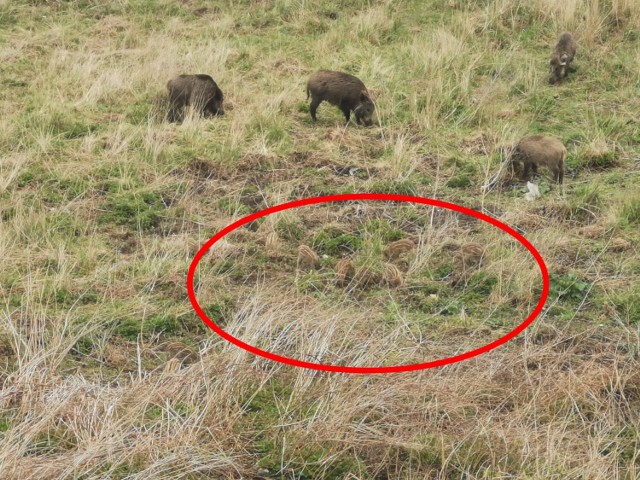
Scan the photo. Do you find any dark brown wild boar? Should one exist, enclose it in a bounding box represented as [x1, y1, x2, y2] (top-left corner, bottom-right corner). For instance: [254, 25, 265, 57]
[306, 70, 375, 126]
[510, 135, 566, 184]
[166, 74, 224, 122]
[549, 32, 577, 84]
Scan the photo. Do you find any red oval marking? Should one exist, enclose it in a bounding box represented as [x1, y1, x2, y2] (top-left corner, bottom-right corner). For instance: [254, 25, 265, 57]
[187, 193, 549, 374]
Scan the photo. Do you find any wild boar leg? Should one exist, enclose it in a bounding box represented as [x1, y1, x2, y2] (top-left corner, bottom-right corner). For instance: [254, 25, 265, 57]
[309, 96, 321, 121]
[340, 101, 351, 123]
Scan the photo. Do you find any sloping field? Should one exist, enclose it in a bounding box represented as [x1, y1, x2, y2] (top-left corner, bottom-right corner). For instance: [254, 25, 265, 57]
[1, 0, 640, 478]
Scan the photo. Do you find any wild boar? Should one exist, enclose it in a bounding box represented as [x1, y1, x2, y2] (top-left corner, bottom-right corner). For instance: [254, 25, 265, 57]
[335, 258, 355, 287]
[297, 245, 320, 270]
[455, 243, 485, 271]
[306, 70, 375, 126]
[549, 33, 577, 84]
[383, 238, 416, 261]
[511, 135, 566, 184]
[353, 265, 381, 288]
[382, 263, 403, 287]
[167, 74, 224, 122]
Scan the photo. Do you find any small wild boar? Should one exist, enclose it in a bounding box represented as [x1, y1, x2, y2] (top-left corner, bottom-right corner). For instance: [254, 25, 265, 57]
[455, 243, 485, 270]
[306, 70, 375, 126]
[382, 263, 403, 288]
[510, 135, 566, 184]
[549, 32, 577, 85]
[166, 74, 224, 122]
[353, 265, 381, 288]
[297, 245, 320, 271]
[335, 258, 355, 287]
[383, 238, 415, 261]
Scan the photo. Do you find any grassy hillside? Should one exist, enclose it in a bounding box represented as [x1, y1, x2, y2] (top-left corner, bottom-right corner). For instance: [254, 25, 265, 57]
[1, 0, 640, 478]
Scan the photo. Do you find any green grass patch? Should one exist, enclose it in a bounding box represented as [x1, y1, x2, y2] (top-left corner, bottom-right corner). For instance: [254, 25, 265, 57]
[312, 226, 363, 256]
[620, 198, 640, 226]
[549, 272, 590, 303]
[612, 288, 640, 325]
[100, 190, 166, 232]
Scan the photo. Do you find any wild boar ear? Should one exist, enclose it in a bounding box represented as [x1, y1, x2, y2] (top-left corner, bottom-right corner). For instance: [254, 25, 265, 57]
[360, 90, 370, 101]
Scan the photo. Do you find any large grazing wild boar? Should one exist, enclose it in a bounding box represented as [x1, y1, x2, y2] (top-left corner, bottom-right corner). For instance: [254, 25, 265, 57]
[306, 70, 375, 126]
[166, 74, 224, 122]
[510, 135, 566, 184]
[549, 32, 577, 85]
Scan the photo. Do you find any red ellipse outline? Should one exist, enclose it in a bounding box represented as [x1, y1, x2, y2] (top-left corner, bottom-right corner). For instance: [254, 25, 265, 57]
[187, 193, 549, 374]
